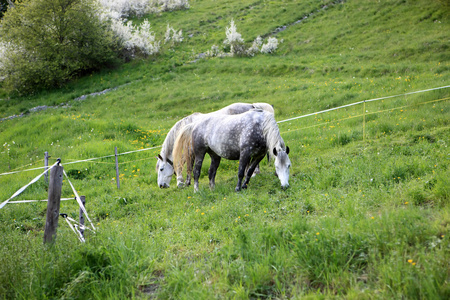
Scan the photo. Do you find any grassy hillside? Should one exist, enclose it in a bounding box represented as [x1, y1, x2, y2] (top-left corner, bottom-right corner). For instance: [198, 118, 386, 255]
[0, 0, 449, 298]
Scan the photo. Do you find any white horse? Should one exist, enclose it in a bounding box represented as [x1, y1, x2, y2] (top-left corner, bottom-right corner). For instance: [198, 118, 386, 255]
[156, 103, 274, 188]
[173, 109, 290, 192]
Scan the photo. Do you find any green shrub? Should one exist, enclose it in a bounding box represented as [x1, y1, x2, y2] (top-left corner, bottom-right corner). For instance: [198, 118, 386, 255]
[0, 0, 118, 94]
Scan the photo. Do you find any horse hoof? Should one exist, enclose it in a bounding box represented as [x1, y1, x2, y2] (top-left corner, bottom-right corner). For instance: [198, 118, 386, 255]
[177, 182, 184, 188]
[235, 187, 241, 192]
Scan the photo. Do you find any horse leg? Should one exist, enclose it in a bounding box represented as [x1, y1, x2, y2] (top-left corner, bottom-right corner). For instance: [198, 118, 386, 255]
[208, 154, 221, 190]
[245, 164, 260, 177]
[252, 164, 261, 177]
[185, 157, 195, 187]
[243, 157, 264, 189]
[174, 168, 183, 188]
[176, 173, 184, 188]
[193, 152, 206, 193]
[236, 154, 251, 192]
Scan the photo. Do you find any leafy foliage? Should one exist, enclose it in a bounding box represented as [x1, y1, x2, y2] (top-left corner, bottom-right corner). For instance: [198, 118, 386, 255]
[0, 0, 118, 94]
[0, 0, 14, 18]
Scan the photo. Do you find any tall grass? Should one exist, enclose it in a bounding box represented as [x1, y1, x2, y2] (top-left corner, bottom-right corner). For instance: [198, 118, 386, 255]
[0, 0, 449, 298]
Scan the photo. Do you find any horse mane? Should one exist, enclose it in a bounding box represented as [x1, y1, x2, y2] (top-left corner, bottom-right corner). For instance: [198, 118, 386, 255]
[261, 111, 285, 160]
[172, 122, 196, 176]
[160, 112, 202, 161]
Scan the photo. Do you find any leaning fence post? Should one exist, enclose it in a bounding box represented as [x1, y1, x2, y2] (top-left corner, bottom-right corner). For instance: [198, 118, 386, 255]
[79, 195, 86, 238]
[44, 151, 49, 183]
[115, 147, 120, 189]
[43, 159, 63, 244]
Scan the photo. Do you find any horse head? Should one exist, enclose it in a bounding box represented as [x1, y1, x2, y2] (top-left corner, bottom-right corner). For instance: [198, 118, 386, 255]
[273, 146, 291, 189]
[156, 154, 174, 188]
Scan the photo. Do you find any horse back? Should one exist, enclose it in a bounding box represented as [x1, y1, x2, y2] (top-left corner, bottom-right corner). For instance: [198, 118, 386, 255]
[194, 112, 268, 160]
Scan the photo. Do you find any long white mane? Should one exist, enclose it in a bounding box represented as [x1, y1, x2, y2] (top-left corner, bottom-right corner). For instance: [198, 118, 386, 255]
[160, 113, 202, 161]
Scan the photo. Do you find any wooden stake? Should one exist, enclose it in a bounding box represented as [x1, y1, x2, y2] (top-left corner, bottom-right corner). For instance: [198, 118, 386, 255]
[363, 100, 366, 143]
[115, 147, 120, 189]
[43, 161, 63, 244]
[44, 151, 49, 183]
[79, 196, 86, 238]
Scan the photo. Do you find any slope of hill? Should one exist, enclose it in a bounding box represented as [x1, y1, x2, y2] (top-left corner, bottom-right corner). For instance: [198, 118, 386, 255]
[0, 0, 449, 298]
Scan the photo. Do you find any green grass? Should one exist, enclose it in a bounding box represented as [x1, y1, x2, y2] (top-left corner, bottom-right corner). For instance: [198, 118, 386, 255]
[0, 0, 449, 298]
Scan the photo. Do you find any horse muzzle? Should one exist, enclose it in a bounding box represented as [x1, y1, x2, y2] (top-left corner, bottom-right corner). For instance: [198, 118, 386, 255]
[281, 183, 290, 190]
[159, 183, 169, 189]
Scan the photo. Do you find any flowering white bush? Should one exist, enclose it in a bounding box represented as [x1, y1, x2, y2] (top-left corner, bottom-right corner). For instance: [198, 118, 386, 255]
[150, 0, 190, 13]
[224, 19, 244, 45]
[246, 36, 263, 56]
[98, 0, 189, 17]
[110, 19, 160, 56]
[221, 20, 280, 57]
[261, 37, 279, 54]
[97, 0, 188, 58]
[98, 0, 149, 17]
[0, 42, 16, 81]
[0, 42, 8, 73]
[223, 19, 246, 56]
[165, 24, 183, 45]
[205, 45, 227, 58]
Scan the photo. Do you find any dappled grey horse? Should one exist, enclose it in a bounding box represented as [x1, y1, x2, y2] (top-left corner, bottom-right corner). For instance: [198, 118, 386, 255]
[156, 103, 274, 188]
[173, 109, 290, 192]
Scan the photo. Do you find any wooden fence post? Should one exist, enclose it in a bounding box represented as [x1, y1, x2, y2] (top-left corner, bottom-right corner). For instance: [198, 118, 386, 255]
[44, 151, 49, 183]
[363, 100, 366, 143]
[79, 195, 86, 238]
[115, 147, 120, 189]
[43, 160, 63, 244]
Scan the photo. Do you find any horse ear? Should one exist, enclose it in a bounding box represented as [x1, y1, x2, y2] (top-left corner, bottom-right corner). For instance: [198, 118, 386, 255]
[273, 148, 278, 156]
[167, 158, 173, 166]
[157, 154, 163, 161]
[286, 146, 290, 155]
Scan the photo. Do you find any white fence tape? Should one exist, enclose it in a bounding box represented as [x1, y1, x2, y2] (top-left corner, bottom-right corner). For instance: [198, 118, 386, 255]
[0, 161, 59, 209]
[0, 165, 54, 177]
[61, 214, 86, 242]
[0, 146, 162, 176]
[8, 198, 74, 204]
[62, 169, 96, 231]
[277, 85, 450, 124]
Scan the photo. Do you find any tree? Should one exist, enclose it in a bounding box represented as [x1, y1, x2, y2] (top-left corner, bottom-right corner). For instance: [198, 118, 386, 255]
[0, 0, 118, 94]
[0, 0, 15, 18]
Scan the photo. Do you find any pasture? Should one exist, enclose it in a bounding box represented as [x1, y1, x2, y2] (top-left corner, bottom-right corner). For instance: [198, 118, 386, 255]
[0, 0, 449, 298]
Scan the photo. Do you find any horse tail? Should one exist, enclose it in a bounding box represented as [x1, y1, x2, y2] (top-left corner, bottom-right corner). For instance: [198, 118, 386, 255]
[173, 123, 195, 177]
[253, 103, 274, 114]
